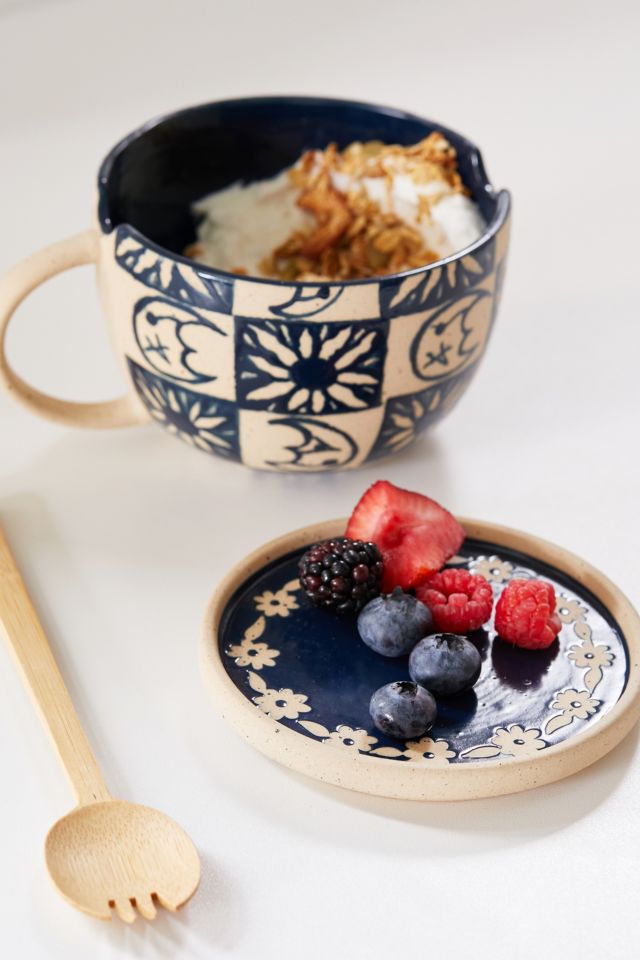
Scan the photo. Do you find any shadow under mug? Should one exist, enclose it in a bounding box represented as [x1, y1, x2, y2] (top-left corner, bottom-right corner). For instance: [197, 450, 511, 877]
[0, 96, 510, 472]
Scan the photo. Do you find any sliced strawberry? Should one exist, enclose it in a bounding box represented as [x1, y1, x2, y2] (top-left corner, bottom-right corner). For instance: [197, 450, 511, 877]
[346, 480, 464, 592]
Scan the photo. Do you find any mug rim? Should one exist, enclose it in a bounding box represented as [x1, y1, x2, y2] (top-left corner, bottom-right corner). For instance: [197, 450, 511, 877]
[97, 94, 511, 289]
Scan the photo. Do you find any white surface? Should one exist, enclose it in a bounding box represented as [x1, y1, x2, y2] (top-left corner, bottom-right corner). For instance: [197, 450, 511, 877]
[0, 0, 639, 957]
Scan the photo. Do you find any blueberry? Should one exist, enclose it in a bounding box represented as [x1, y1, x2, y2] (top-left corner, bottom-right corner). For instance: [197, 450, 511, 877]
[369, 681, 437, 739]
[357, 587, 433, 657]
[409, 633, 481, 697]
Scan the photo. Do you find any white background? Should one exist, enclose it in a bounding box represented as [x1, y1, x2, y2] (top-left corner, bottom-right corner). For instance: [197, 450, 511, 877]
[1, 0, 639, 957]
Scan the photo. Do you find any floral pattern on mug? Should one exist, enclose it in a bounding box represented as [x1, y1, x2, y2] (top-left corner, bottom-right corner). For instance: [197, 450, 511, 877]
[380, 243, 495, 317]
[127, 359, 240, 459]
[373, 395, 430, 454]
[115, 228, 233, 313]
[369, 367, 476, 459]
[236, 319, 387, 414]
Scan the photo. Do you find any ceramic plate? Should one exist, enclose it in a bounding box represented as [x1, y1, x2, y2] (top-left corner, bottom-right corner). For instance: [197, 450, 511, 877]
[201, 519, 640, 800]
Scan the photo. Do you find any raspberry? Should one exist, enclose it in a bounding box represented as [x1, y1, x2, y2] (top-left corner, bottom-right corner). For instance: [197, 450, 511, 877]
[417, 568, 493, 633]
[494, 578, 562, 649]
[298, 538, 384, 614]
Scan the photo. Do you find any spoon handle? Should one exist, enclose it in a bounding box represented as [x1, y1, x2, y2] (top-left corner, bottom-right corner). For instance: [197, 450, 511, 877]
[0, 528, 110, 805]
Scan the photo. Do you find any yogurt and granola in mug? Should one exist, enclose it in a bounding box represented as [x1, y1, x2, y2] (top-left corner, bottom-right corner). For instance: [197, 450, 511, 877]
[187, 133, 485, 281]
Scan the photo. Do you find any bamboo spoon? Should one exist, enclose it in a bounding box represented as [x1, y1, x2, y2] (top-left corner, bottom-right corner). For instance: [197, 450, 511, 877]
[0, 528, 200, 922]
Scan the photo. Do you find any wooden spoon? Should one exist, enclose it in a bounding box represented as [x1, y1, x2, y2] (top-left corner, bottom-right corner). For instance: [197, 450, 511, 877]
[0, 528, 200, 922]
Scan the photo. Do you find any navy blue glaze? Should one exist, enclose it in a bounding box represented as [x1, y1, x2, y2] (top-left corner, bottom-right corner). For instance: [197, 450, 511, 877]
[217, 538, 628, 762]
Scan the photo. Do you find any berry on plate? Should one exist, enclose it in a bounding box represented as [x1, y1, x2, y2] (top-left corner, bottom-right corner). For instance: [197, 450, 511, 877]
[357, 587, 432, 657]
[298, 537, 383, 614]
[369, 680, 437, 740]
[494, 578, 562, 649]
[346, 480, 465, 592]
[409, 633, 482, 697]
[417, 568, 493, 633]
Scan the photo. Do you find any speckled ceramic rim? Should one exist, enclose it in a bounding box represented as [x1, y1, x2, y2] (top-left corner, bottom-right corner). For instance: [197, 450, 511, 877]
[201, 518, 640, 801]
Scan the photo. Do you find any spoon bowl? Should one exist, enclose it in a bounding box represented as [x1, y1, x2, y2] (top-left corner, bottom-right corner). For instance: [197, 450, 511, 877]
[45, 800, 201, 923]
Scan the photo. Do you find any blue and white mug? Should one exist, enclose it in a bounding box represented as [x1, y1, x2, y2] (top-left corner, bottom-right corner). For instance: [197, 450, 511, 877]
[0, 97, 510, 471]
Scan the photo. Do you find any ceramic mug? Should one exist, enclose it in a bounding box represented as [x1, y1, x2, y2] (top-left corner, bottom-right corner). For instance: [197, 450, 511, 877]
[0, 97, 510, 471]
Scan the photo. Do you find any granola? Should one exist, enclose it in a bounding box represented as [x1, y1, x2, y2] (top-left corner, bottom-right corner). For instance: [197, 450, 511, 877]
[189, 133, 484, 281]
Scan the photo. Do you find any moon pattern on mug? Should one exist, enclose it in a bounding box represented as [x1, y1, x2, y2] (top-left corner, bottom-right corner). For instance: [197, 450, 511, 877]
[133, 297, 229, 384]
[264, 416, 359, 470]
[267, 285, 345, 319]
[410, 289, 493, 382]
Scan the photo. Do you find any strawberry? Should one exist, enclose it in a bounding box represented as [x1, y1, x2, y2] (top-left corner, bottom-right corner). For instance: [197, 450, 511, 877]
[346, 480, 464, 592]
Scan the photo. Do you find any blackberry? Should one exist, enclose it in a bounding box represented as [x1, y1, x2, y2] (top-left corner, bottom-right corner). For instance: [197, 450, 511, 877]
[298, 537, 383, 614]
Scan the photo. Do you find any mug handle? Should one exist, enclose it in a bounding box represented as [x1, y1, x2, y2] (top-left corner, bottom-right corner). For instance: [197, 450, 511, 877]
[0, 229, 149, 428]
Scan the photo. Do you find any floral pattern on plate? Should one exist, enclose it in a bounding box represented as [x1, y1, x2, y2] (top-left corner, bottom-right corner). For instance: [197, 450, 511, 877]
[218, 538, 628, 764]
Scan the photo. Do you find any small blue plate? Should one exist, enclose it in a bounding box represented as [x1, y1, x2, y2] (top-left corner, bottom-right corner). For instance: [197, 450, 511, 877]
[202, 518, 640, 800]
